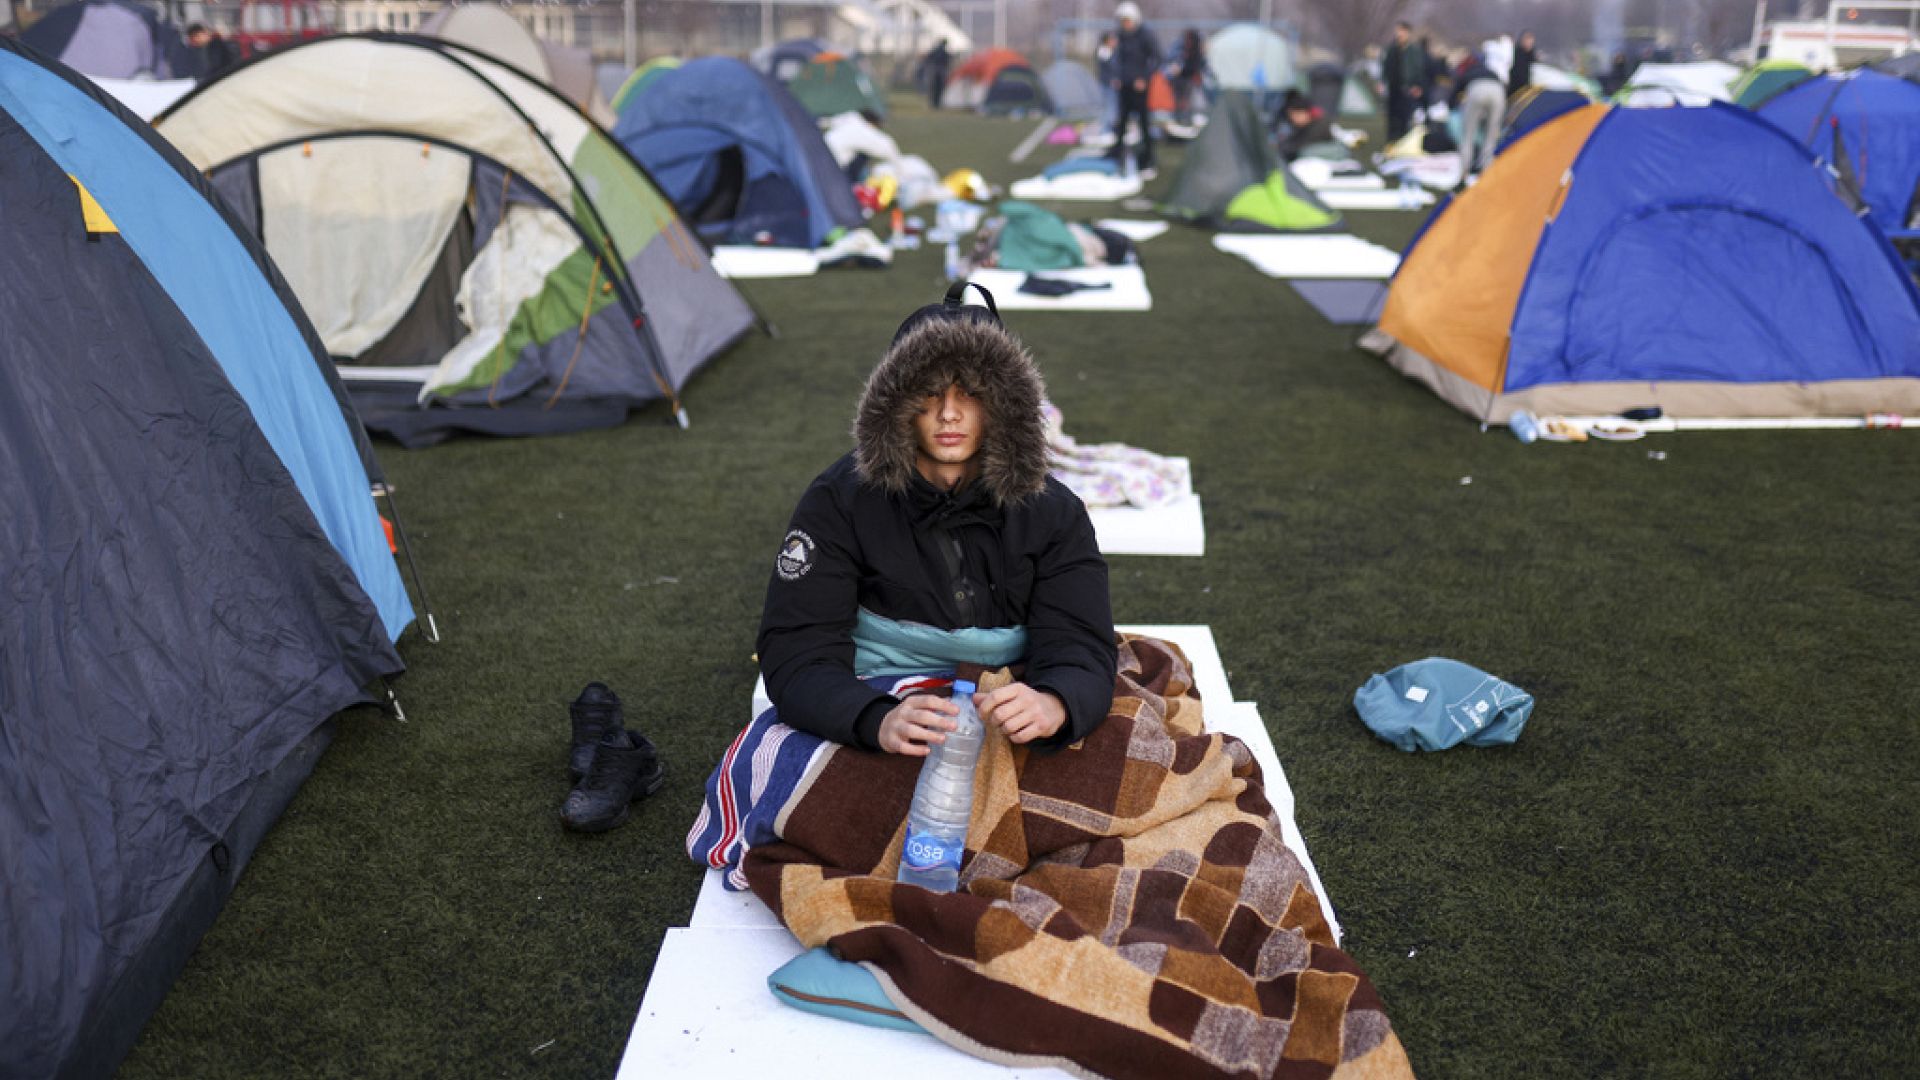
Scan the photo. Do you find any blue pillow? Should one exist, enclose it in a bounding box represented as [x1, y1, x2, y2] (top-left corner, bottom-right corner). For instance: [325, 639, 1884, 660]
[1354, 658, 1534, 752]
[767, 947, 927, 1033]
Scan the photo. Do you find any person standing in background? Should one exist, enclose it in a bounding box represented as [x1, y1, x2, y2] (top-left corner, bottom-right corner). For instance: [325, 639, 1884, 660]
[1174, 28, 1206, 125]
[1095, 31, 1120, 140]
[918, 39, 951, 109]
[1508, 30, 1537, 95]
[1383, 22, 1422, 141]
[1105, 2, 1163, 178]
[1453, 50, 1507, 183]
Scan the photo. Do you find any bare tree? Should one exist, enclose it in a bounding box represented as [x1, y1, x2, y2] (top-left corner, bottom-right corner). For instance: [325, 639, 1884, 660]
[1302, 0, 1414, 61]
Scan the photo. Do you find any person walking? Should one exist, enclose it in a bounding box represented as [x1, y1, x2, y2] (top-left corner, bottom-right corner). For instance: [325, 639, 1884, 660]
[1383, 22, 1423, 142]
[1105, 2, 1163, 178]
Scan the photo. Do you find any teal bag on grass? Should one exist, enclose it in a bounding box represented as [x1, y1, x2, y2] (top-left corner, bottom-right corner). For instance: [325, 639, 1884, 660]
[1354, 658, 1533, 752]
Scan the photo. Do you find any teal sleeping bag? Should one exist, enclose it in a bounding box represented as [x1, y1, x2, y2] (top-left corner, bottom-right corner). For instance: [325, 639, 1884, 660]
[1353, 658, 1533, 752]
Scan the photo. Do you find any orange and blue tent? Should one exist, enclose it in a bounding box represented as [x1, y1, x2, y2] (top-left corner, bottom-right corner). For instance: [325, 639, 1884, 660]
[1371, 102, 1920, 422]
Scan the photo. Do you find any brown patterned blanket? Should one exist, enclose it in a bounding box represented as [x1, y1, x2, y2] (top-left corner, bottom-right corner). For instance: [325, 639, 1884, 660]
[742, 635, 1414, 1079]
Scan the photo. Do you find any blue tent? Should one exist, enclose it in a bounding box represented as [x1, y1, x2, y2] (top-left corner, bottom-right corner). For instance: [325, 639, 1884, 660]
[613, 56, 863, 249]
[0, 39, 408, 1078]
[1758, 68, 1920, 237]
[1379, 103, 1920, 421]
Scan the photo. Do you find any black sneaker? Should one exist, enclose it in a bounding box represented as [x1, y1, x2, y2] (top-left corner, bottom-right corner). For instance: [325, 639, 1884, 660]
[568, 682, 624, 781]
[561, 729, 666, 833]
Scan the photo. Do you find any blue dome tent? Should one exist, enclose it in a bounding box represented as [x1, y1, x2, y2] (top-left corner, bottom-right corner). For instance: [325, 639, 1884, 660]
[0, 38, 408, 1079]
[613, 56, 863, 250]
[1757, 68, 1920, 238]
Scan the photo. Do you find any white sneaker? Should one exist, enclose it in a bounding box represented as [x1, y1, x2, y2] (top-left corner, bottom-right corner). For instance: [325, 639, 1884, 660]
[1138, 167, 1158, 181]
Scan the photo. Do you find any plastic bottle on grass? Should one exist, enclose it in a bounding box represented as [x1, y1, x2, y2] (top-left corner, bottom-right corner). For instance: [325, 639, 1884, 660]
[1508, 409, 1540, 444]
[898, 679, 983, 893]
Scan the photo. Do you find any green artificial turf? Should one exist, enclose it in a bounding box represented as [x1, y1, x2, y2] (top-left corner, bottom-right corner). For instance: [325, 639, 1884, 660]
[120, 97, 1920, 1079]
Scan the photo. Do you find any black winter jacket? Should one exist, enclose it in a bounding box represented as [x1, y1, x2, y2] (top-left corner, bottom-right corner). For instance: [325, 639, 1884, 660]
[756, 318, 1116, 752]
[1113, 26, 1163, 86]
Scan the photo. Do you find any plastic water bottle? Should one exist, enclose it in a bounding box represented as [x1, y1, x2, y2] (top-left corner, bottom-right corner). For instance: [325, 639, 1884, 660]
[1508, 409, 1541, 444]
[943, 240, 963, 282]
[898, 679, 984, 893]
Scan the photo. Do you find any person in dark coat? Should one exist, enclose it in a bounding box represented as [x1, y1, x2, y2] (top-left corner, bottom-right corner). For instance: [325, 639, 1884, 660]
[1105, 1, 1163, 176]
[918, 39, 951, 109]
[1508, 30, 1537, 94]
[1275, 90, 1334, 161]
[1174, 28, 1206, 124]
[1383, 21, 1423, 142]
[757, 291, 1116, 756]
[186, 23, 236, 80]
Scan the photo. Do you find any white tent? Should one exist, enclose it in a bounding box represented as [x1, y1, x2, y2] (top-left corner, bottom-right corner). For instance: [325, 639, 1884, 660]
[1619, 61, 1740, 106]
[418, 3, 616, 126]
[1205, 24, 1297, 93]
[154, 35, 753, 439]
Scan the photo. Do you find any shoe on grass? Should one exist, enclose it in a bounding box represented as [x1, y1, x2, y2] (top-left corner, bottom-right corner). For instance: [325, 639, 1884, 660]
[1138, 166, 1158, 181]
[561, 729, 666, 833]
[568, 682, 624, 781]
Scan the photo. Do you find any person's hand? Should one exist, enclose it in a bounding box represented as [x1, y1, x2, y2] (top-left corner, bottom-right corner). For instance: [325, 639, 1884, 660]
[975, 682, 1067, 744]
[1410, 86, 1423, 98]
[878, 694, 957, 756]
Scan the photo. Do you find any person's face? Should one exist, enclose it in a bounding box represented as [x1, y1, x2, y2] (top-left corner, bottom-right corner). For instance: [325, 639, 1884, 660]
[1520, 32, 1535, 48]
[1395, 26, 1410, 44]
[913, 383, 985, 473]
[1119, 16, 1137, 31]
[1287, 106, 1311, 125]
[189, 28, 210, 45]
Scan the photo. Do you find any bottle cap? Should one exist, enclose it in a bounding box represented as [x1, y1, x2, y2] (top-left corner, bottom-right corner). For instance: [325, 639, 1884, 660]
[952, 679, 976, 695]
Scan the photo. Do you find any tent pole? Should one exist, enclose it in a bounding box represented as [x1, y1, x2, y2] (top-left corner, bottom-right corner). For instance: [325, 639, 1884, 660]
[375, 483, 442, 645]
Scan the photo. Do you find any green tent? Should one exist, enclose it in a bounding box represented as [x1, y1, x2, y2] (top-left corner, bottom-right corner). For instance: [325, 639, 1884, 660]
[1163, 90, 1341, 232]
[789, 54, 887, 120]
[611, 56, 682, 113]
[1732, 59, 1814, 109]
[991, 201, 1084, 271]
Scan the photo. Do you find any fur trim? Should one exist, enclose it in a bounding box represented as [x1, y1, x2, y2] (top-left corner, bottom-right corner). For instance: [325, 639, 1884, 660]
[853, 317, 1048, 506]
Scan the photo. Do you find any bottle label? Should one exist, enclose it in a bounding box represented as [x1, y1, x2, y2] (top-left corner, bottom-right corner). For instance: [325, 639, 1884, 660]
[902, 829, 962, 873]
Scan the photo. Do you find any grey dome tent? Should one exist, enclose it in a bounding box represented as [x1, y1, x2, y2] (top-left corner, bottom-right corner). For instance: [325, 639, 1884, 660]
[156, 34, 757, 447]
[1042, 59, 1104, 121]
[0, 37, 406, 1079]
[1163, 90, 1341, 231]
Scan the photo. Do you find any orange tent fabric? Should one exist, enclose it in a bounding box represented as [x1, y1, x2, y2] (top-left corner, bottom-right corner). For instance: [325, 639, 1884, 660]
[953, 47, 1032, 87]
[1379, 104, 1609, 393]
[1147, 70, 1175, 113]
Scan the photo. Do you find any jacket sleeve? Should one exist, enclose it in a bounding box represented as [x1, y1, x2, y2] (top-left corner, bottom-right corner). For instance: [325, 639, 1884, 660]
[756, 480, 896, 749]
[1020, 498, 1117, 749]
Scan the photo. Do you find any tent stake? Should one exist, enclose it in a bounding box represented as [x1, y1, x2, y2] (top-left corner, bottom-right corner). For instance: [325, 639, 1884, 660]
[374, 483, 441, 644]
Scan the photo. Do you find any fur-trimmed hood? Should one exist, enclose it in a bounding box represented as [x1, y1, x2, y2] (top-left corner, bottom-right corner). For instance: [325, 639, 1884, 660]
[853, 317, 1049, 507]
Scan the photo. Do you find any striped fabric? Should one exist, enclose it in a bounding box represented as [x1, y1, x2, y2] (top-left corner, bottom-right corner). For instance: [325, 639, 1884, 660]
[686, 673, 952, 890]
